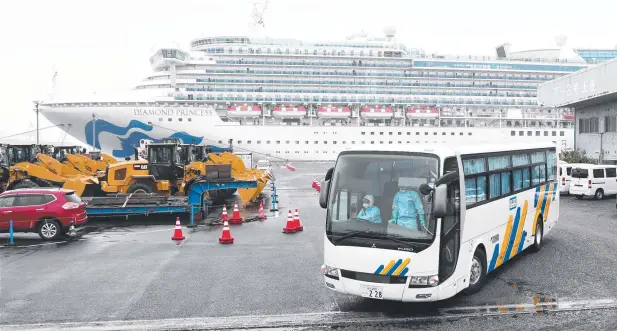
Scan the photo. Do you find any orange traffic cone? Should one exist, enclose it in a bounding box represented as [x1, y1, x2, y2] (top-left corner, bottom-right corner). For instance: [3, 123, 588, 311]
[229, 201, 243, 224]
[221, 204, 229, 222]
[171, 217, 185, 240]
[258, 200, 267, 220]
[283, 210, 297, 233]
[293, 209, 304, 231]
[219, 220, 234, 244]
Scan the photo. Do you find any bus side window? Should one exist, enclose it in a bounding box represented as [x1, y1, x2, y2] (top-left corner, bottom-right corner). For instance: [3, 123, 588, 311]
[335, 190, 360, 221]
[335, 190, 349, 221]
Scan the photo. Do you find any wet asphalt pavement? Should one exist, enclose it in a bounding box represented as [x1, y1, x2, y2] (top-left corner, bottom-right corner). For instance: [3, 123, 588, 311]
[1, 162, 617, 330]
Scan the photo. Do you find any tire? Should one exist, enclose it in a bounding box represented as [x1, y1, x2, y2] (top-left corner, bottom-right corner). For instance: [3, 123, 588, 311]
[12, 179, 39, 190]
[127, 182, 154, 194]
[38, 219, 62, 240]
[530, 218, 543, 253]
[594, 189, 604, 200]
[464, 248, 487, 295]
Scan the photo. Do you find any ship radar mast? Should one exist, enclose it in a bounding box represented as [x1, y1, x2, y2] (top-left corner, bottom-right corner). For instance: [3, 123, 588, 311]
[49, 67, 58, 101]
[247, 0, 269, 37]
[383, 26, 396, 41]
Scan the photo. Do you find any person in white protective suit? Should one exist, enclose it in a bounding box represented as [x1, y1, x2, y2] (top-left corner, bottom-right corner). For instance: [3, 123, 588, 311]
[389, 177, 425, 230]
[357, 194, 382, 223]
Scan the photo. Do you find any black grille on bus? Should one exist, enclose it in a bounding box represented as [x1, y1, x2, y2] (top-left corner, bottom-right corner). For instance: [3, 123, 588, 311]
[340, 270, 407, 284]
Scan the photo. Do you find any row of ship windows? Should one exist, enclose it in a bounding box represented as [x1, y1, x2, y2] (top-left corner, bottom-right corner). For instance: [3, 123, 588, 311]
[358, 130, 566, 136]
[210, 131, 565, 145]
[511, 131, 566, 137]
[205, 47, 403, 58]
[176, 66, 557, 82]
[199, 48, 584, 72]
[201, 68, 554, 81]
[174, 94, 539, 106]
[189, 77, 539, 89]
[191, 38, 411, 53]
[185, 87, 536, 98]
[214, 58, 579, 76]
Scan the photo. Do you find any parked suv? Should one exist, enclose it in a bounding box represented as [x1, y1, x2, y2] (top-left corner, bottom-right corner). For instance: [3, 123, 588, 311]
[0, 188, 87, 240]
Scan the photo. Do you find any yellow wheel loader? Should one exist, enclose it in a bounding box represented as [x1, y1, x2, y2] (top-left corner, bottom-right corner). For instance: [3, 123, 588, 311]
[1, 144, 101, 197]
[202, 152, 270, 205]
[43, 145, 115, 177]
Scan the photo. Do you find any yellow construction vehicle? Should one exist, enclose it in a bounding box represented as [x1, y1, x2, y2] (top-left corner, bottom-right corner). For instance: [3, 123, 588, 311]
[1, 144, 101, 196]
[100, 141, 187, 195]
[176, 144, 270, 205]
[43, 145, 116, 177]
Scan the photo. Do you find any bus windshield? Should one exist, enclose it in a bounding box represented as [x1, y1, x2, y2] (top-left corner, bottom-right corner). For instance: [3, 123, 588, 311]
[326, 152, 439, 247]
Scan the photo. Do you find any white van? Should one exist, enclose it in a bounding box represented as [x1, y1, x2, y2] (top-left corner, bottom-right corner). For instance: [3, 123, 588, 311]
[559, 162, 593, 194]
[569, 164, 617, 199]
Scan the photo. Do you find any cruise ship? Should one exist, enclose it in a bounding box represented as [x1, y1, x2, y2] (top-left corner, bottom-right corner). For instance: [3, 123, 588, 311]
[39, 28, 594, 161]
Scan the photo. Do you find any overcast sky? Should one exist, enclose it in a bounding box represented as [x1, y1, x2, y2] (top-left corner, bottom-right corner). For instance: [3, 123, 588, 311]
[0, 0, 615, 143]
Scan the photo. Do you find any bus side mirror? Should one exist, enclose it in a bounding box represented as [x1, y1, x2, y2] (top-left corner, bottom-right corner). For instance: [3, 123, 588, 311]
[432, 184, 448, 218]
[324, 167, 334, 181]
[319, 179, 330, 209]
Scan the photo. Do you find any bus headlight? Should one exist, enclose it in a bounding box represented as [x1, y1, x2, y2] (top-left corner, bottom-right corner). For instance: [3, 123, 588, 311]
[409, 275, 439, 287]
[321, 264, 339, 279]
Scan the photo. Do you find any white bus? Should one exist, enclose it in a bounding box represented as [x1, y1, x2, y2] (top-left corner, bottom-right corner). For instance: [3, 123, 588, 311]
[319, 142, 559, 301]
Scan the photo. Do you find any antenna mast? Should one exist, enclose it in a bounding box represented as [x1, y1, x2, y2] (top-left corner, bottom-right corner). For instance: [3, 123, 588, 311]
[49, 67, 58, 101]
[248, 0, 269, 36]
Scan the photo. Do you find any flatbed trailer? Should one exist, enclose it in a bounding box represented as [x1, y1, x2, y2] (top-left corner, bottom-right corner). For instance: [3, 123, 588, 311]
[83, 179, 258, 224]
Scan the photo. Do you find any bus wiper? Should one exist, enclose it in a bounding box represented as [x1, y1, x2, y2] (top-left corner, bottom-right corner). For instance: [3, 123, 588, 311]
[335, 229, 382, 242]
[383, 234, 432, 246]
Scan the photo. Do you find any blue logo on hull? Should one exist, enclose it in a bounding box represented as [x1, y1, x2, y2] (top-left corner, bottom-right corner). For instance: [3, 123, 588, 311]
[85, 120, 203, 158]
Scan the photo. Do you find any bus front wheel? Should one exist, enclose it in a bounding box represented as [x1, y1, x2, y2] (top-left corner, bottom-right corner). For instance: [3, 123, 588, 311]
[464, 248, 487, 295]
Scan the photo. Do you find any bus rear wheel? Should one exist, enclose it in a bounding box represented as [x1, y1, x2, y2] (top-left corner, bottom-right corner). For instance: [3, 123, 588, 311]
[530, 219, 543, 253]
[464, 248, 486, 295]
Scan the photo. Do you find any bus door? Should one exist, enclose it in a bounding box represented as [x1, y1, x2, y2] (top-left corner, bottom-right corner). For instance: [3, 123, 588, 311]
[438, 158, 462, 285]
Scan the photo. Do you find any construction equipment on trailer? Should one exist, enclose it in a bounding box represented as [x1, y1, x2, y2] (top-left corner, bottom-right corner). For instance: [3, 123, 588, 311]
[98, 140, 241, 212]
[205, 152, 271, 204]
[84, 178, 257, 223]
[42, 145, 116, 176]
[0, 144, 101, 196]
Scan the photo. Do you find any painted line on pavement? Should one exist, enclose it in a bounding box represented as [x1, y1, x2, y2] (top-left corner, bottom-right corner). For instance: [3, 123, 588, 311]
[3, 298, 617, 330]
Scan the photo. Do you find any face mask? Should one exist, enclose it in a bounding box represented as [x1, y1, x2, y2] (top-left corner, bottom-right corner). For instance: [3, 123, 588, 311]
[363, 203, 369, 208]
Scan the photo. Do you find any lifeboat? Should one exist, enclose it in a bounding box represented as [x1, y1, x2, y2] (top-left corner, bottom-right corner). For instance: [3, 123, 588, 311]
[272, 106, 307, 119]
[227, 105, 262, 118]
[317, 106, 351, 119]
[406, 107, 440, 119]
[360, 107, 393, 119]
[562, 113, 574, 120]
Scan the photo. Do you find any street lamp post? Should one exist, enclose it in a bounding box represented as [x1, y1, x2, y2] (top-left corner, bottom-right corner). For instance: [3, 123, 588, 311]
[33, 101, 40, 145]
[599, 131, 605, 165]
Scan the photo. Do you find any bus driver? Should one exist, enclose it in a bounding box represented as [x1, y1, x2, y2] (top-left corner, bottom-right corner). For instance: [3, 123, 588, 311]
[357, 194, 382, 223]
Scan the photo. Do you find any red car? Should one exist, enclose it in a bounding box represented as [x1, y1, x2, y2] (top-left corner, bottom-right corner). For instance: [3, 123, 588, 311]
[0, 188, 88, 240]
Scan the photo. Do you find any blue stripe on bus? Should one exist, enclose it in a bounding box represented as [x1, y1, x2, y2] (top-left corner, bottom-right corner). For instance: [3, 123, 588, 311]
[518, 231, 527, 254]
[400, 268, 409, 276]
[540, 184, 549, 217]
[503, 206, 521, 263]
[552, 183, 557, 201]
[374, 265, 384, 275]
[488, 243, 500, 273]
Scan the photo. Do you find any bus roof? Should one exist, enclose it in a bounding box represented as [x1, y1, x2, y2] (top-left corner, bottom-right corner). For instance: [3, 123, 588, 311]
[337, 141, 559, 159]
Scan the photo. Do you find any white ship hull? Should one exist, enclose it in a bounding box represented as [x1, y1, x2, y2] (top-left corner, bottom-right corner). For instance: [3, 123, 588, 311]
[41, 104, 574, 161]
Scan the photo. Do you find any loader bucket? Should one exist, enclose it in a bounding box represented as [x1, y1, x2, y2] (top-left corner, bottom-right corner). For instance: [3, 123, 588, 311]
[62, 176, 102, 197]
[249, 179, 266, 201]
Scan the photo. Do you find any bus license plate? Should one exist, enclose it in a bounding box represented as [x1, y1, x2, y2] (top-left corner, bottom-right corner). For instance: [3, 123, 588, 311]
[361, 285, 383, 299]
